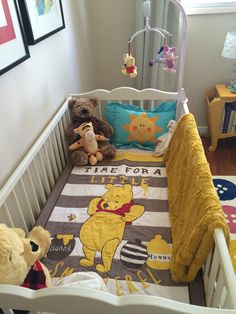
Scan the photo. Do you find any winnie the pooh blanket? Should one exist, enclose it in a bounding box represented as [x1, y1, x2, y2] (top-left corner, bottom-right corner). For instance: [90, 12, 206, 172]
[37, 157, 204, 304]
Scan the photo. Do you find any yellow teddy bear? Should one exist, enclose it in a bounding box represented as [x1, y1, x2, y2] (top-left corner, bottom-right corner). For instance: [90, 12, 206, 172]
[0, 224, 51, 288]
[122, 53, 137, 78]
[79, 184, 145, 273]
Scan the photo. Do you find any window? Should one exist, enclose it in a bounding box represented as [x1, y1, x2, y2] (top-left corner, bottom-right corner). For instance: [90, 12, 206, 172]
[181, 0, 236, 14]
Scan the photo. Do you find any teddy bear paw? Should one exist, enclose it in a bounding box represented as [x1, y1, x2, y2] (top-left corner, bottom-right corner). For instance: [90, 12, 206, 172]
[100, 144, 116, 160]
[79, 258, 94, 267]
[96, 264, 109, 273]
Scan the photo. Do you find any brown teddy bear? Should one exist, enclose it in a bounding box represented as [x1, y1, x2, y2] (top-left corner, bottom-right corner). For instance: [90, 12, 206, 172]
[66, 98, 116, 166]
[0, 224, 51, 288]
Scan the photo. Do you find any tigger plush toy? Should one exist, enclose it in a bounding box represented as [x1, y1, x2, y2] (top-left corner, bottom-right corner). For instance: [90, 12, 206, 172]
[69, 122, 108, 165]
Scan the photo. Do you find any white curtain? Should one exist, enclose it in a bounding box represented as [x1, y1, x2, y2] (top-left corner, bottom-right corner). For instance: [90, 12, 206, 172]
[134, 0, 180, 91]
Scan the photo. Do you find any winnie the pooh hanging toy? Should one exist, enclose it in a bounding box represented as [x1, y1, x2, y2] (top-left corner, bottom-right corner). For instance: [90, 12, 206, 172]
[122, 53, 137, 78]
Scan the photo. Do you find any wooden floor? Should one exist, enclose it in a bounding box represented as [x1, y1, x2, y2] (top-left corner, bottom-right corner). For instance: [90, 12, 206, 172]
[201, 136, 236, 175]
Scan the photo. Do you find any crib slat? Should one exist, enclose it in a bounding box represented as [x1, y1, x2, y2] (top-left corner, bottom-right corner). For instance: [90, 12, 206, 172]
[62, 114, 68, 131]
[223, 294, 232, 309]
[58, 118, 68, 161]
[52, 129, 63, 174]
[38, 152, 51, 197]
[27, 168, 41, 215]
[211, 268, 224, 308]
[140, 100, 144, 110]
[65, 110, 71, 125]
[55, 124, 66, 169]
[203, 246, 213, 285]
[97, 100, 103, 119]
[42, 145, 55, 187]
[2, 203, 14, 227]
[32, 159, 47, 205]
[61, 114, 70, 160]
[48, 136, 60, 180]
[205, 246, 220, 306]
[12, 190, 28, 231]
[151, 100, 155, 110]
[20, 178, 35, 226]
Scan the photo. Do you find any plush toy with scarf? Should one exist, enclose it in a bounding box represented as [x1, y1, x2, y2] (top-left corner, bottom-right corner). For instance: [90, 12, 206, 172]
[0, 224, 108, 292]
[0, 224, 51, 289]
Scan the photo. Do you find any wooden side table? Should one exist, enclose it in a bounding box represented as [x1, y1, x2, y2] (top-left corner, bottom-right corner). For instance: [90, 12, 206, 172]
[206, 84, 236, 151]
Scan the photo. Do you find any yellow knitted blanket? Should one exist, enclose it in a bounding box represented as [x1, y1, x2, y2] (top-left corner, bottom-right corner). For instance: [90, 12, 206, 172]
[164, 113, 230, 282]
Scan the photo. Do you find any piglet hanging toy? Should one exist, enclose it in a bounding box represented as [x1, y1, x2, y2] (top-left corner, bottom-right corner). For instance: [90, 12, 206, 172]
[160, 44, 178, 72]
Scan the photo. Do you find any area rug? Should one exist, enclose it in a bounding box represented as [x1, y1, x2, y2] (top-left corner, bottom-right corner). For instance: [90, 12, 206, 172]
[213, 176, 236, 273]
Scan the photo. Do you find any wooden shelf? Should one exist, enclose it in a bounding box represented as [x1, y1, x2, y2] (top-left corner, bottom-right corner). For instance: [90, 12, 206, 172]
[206, 86, 236, 151]
[219, 132, 236, 139]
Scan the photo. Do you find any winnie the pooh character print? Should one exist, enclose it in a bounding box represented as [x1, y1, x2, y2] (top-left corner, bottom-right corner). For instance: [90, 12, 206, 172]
[79, 184, 145, 273]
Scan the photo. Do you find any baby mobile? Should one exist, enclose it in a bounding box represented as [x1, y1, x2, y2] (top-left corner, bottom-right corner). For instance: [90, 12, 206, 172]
[122, 0, 178, 78]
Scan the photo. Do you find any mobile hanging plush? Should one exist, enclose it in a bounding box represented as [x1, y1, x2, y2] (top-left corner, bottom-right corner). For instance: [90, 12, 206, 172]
[160, 44, 177, 72]
[121, 0, 175, 78]
[149, 44, 177, 72]
[122, 53, 137, 78]
[149, 46, 165, 66]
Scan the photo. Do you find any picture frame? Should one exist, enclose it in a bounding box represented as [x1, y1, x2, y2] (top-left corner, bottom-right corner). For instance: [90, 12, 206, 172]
[0, 0, 30, 76]
[18, 0, 65, 45]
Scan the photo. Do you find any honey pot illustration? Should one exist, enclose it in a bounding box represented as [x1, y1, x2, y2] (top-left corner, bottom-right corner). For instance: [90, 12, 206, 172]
[146, 235, 172, 270]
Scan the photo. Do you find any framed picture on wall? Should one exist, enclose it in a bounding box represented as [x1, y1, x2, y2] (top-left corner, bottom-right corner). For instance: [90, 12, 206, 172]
[0, 0, 30, 75]
[18, 0, 65, 45]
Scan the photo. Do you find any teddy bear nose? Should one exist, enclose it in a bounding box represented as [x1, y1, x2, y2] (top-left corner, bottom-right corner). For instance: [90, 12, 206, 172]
[103, 203, 109, 208]
[82, 109, 88, 115]
[30, 241, 39, 252]
[124, 63, 127, 66]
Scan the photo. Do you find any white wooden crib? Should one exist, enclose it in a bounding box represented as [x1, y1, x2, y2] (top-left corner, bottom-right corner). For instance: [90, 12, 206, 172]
[0, 87, 236, 314]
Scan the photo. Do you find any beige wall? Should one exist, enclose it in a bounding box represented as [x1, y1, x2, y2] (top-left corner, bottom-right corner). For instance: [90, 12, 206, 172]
[0, 0, 94, 187]
[87, 0, 137, 90]
[184, 13, 236, 129]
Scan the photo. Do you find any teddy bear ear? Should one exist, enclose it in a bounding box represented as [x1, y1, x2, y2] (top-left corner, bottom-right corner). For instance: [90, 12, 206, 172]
[13, 228, 25, 238]
[90, 99, 97, 108]
[68, 98, 77, 110]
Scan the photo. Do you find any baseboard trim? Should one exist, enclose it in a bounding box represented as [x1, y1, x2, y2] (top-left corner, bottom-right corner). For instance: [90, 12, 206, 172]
[198, 126, 208, 136]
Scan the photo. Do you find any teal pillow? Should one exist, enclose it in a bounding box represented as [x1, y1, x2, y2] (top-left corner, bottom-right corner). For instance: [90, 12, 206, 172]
[105, 101, 176, 150]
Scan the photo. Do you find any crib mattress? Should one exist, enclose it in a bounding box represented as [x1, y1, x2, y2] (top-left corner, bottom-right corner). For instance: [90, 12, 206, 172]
[37, 151, 205, 305]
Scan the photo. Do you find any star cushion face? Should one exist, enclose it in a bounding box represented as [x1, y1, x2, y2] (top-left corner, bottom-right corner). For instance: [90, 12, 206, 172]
[105, 102, 176, 150]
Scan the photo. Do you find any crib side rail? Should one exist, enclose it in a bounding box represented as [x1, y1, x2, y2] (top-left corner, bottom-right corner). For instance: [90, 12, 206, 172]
[70, 87, 187, 121]
[0, 285, 236, 314]
[70, 87, 179, 101]
[203, 228, 236, 309]
[0, 98, 71, 231]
